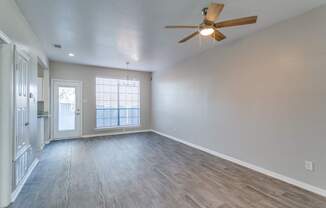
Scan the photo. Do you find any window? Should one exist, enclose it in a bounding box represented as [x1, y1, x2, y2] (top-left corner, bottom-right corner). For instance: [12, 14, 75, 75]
[96, 78, 140, 128]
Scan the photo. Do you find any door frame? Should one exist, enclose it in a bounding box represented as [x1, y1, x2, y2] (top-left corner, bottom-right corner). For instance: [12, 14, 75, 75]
[51, 79, 83, 140]
[0, 31, 14, 207]
[0, 30, 12, 44]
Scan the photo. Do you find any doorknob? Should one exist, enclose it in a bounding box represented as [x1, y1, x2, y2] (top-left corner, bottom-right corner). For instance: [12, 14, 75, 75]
[25, 122, 29, 126]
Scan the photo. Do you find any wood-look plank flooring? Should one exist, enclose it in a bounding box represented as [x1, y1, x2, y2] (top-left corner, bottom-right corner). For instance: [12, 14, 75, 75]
[10, 132, 326, 208]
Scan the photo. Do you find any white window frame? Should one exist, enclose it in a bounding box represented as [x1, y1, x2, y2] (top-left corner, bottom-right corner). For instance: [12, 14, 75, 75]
[95, 77, 141, 130]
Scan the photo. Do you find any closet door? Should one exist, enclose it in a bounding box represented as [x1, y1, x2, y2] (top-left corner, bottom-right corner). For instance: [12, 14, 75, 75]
[14, 51, 32, 187]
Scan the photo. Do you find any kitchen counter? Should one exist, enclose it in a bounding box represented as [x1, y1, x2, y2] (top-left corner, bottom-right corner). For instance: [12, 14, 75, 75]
[37, 112, 50, 118]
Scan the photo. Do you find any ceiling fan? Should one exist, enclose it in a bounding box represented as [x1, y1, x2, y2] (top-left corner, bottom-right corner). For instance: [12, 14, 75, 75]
[165, 3, 258, 43]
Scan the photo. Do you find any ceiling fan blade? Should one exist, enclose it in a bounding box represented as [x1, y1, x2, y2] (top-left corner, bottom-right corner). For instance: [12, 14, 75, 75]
[205, 3, 224, 22]
[211, 30, 226, 41]
[214, 16, 257, 28]
[178, 31, 199, 43]
[165, 25, 198, 29]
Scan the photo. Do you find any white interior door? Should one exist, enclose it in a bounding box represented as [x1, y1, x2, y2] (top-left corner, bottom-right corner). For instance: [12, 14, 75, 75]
[15, 51, 30, 154]
[14, 49, 33, 187]
[52, 80, 82, 139]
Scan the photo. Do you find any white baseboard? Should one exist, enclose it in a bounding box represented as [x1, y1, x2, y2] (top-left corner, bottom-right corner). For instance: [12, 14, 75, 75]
[11, 159, 39, 202]
[81, 129, 151, 138]
[151, 129, 326, 197]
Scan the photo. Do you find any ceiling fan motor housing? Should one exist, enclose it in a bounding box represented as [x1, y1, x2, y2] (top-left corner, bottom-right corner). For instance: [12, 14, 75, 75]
[202, 7, 208, 16]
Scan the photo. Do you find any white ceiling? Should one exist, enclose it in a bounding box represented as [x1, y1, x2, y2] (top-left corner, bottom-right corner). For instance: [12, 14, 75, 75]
[16, 0, 326, 71]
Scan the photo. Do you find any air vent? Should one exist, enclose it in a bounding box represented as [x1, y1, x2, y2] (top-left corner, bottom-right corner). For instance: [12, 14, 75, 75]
[53, 44, 62, 49]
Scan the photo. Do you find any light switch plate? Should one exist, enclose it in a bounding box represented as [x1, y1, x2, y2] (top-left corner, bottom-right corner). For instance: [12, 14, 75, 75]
[305, 161, 314, 171]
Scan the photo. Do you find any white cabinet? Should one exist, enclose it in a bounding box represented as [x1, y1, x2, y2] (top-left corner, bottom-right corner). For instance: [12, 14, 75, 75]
[37, 118, 44, 150]
[37, 77, 43, 101]
[43, 70, 49, 112]
[37, 69, 49, 110]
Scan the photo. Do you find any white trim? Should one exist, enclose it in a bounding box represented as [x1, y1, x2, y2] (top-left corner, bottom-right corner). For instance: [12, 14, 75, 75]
[11, 159, 39, 202]
[0, 30, 12, 44]
[37, 56, 47, 71]
[81, 129, 151, 138]
[151, 129, 326, 197]
[15, 46, 31, 61]
[0, 42, 14, 208]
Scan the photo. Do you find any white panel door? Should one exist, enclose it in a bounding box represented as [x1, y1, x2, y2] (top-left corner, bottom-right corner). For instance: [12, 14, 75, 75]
[52, 80, 82, 139]
[14, 49, 32, 187]
[15, 52, 30, 154]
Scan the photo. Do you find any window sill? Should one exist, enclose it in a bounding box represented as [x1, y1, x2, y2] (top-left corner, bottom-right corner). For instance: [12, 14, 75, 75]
[95, 125, 141, 131]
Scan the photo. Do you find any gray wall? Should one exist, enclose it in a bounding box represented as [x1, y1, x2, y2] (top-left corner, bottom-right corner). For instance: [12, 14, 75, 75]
[50, 61, 152, 136]
[152, 5, 326, 190]
[0, 0, 48, 67]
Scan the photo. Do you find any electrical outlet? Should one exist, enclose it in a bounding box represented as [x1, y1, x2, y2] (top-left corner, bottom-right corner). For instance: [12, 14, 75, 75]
[305, 161, 314, 172]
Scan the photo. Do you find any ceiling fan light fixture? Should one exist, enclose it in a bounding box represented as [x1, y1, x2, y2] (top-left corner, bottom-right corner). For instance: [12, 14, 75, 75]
[165, 3, 257, 43]
[199, 28, 215, 36]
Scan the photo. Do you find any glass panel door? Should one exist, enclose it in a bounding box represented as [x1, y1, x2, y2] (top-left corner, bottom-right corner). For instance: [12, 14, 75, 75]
[58, 87, 76, 131]
[53, 80, 82, 139]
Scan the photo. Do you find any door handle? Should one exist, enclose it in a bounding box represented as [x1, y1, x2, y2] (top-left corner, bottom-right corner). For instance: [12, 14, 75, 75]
[25, 122, 29, 126]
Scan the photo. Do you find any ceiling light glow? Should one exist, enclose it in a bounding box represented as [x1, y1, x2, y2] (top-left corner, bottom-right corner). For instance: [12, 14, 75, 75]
[200, 28, 214, 36]
[68, 53, 75, 57]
